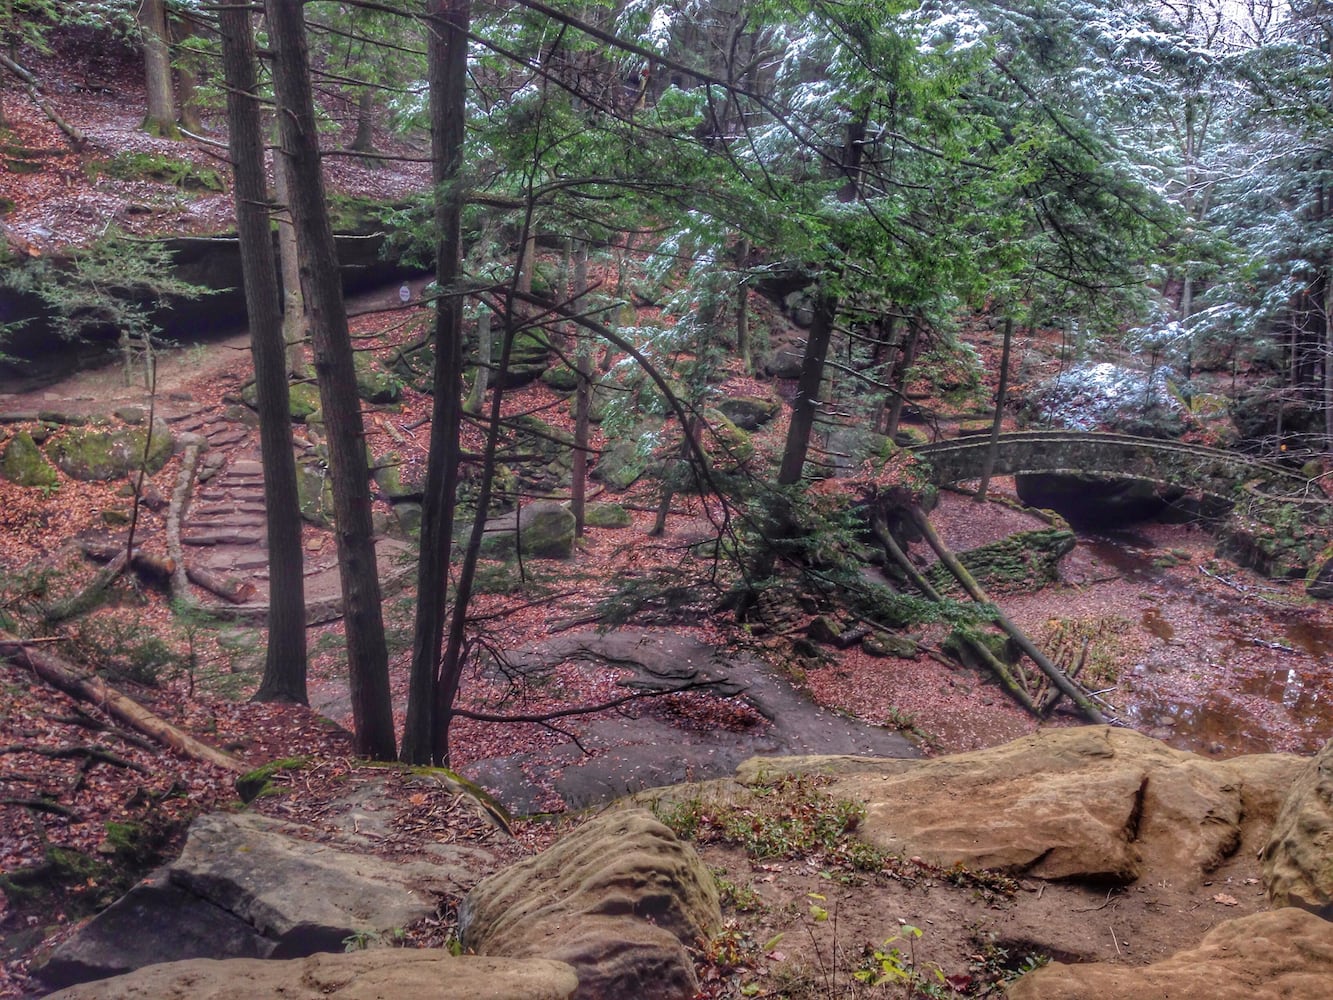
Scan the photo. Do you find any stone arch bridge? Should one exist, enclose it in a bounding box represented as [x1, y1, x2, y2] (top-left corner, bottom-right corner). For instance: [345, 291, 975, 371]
[912, 431, 1332, 528]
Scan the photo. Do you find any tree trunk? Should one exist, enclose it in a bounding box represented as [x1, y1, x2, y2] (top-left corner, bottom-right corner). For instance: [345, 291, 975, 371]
[272, 145, 309, 377]
[778, 293, 836, 485]
[138, 0, 178, 138]
[402, 0, 471, 766]
[1324, 270, 1333, 453]
[976, 316, 1014, 502]
[735, 237, 751, 373]
[171, 13, 203, 134]
[465, 309, 491, 415]
[220, 2, 309, 705]
[883, 318, 922, 440]
[572, 240, 591, 535]
[266, 0, 395, 758]
[350, 87, 377, 154]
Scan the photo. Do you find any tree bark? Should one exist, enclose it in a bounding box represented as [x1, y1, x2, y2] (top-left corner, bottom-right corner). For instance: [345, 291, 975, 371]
[221, 2, 309, 706]
[735, 237, 751, 373]
[976, 316, 1014, 501]
[571, 240, 591, 535]
[266, 0, 394, 756]
[1, 631, 247, 773]
[401, 0, 472, 765]
[778, 293, 837, 485]
[464, 308, 491, 415]
[883, 318, 921, 440]
[350, 88, 377, 153]
[271, 145, 309, 377]
[171, 13, 203, 134]
[138, 0, 178, 138]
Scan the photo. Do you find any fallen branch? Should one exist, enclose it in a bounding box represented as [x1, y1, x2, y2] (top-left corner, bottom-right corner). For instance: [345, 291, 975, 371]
[0, 743, 150, 773]
[185, 565, 257, 604]
[872, 514, 1039, 715]
[0, 797, 80, 819]
[78, 539, 175, 583]
[906, 505, 1106, 724]
[43, 550, 129, 624]
[0, 630, 247, 774]
[0, 52, 88, 150]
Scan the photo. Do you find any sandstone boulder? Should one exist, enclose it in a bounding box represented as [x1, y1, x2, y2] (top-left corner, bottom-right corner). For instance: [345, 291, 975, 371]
[737, 727, 1303, 883]
[1, 430, 58, 488]
[1263, 737, 1333, 916]
[46, 418, 174, 481]
[38, 811, 490, 990]
[45, 951, 579, 1000]
[1006, 907, 1333, 1000]
[459, 808, 721, 1000]
[480, 501, 576, 560]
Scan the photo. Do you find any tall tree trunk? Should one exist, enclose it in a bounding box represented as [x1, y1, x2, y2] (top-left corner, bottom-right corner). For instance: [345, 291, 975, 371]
[571, 240, 591, 535]
[171, 13, 203, 134]
[1324, 271, 1333, 453]
[976, 317, 1014, 502]
[735, 237, 751, 373]
[402, 0, 471, 766]
[272, 146, 309, 377]
[884, 318, 922, 440]
[465, 308, 491, 415]
[350, 87, 377, 154]
[778, 294, 837, 486]
[219, 1, 308, 705]
[138, 0, 178, 138]
[266, 0, 395, 760]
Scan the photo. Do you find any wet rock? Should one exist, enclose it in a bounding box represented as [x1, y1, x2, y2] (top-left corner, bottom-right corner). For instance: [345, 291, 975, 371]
[1, 430, 59, 488]
[1006, 908, 1333, 1000]
[45, 952, 579, 1000]
[459, 808, 720, 1000]
[1263, 737, 1333, 916]
[738, 728, 1304, 883]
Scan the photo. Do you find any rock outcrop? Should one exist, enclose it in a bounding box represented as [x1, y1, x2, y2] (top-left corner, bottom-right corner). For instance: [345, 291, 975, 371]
[37, 811, 492, 991]
[1263, 737, 1333, 916]
[459, 809, 721, 1000]
[1006, 907, 1333, 1000]
[736, 727, 1304, 883]
[45, 951, 580, 1000]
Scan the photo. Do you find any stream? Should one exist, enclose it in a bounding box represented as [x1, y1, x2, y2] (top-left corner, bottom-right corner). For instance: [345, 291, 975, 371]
[1076, 530, 1333, 755]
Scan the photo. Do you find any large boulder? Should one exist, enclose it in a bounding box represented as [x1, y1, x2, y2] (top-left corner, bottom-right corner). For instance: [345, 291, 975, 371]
[1262, 737, 1333, 916]
[1006, 908, 1333, 1000]
[45, 952, 579, 1000]
[46, 418, 174, 480]
[480, 501, 576, 560]
[1, 429, 58, 488]
[736, 727, 1304, 883]
[715, 395, 779, 431]
[37, 811, 491, 991]
[459, 808, 721, 1000]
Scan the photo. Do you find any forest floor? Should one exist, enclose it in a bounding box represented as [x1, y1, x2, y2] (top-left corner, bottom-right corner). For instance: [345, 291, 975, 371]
[3, 34, 1333, 1000]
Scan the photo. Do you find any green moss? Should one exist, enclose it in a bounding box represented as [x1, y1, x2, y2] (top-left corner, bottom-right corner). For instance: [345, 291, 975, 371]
[85, 151, 222, 192]
[1, 431, 59, 489]
[236, 756, 312, 804]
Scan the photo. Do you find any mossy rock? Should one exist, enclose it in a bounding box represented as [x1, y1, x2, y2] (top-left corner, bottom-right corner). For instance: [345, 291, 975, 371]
[703, 408, 753, 467]
[393, 342, 435, 393]
[592, 439, 649, 491]
[495, 331, 552, 388]
[296, 458, 334, 526]
[354, 353, 402, 404]
[926, 528, 1075, 596]
[1306, 543, 1333, 600]
[46, 418, 174, 481]
[2, 431, 59, 488]
[542, 364, 581, 393]
[566, 380, 615, 424]
[892, 426, 930, 448]
[392, 501, 423, 537]
[480, 501, 576, 560]
[862, 633, 919, 658]
[372, 452, 425, 501]
[714, 395, 780, 431]
[241, 380, 322, 422]
[584, 503, 633, 529]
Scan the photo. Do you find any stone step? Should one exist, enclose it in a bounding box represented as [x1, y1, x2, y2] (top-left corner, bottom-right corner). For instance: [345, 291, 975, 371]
[182, 529, 265, 546]
[206, 428, 250, 447]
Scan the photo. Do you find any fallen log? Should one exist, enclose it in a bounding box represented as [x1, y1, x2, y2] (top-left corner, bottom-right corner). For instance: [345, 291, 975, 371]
[906, 505, 1106, 724]
[78, 539, 175, 582]
[185, 565, 257, 605]
[0, 630, 247, 774]
[43, 550, 129, 624]
[872, 515, 1039, 716]
[166, 441, 202, 604]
